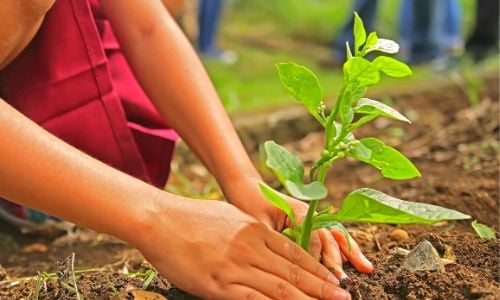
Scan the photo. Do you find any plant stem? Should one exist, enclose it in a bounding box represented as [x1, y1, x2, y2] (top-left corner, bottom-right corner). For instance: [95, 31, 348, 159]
[300, 164, 330, 250]
[299, 199, 318, 250]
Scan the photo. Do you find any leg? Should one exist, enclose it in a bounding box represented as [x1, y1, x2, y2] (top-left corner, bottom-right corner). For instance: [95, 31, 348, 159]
[466, 0, 499, 60]
[406, 0, 444, 64]
[197, 0, 223, 53]
[332, 0, 379, 61]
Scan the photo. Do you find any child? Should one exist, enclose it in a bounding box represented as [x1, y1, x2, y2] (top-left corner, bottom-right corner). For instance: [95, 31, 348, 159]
[0, 1, 372, 298]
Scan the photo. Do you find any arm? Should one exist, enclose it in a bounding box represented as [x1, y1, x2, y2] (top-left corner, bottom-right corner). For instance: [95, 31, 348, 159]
[0, 99, 163, 245]
[100, 0, 374, 277]
[0, 98, 346, 300]
[100, 0, 276, 222]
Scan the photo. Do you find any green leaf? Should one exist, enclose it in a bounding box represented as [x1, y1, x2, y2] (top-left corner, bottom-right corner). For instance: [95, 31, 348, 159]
[350, 138, 421, 179]
[311, 221, 351, 251]
[142, 270, 157, 290]
[276, 63, 324, 125]
[373, 56, 412, 78]
[285, 180, 328, 201]
[348, 141, 372, 160]
[353, 12, 366, 55]
[263, 141, 304, 185]
[364, 38, 400, 54]
[343, 57, 380, 87]
[282, 227, 298, 240]
[364, 32, 378, 50]
[471, 220, 496, 240]
[328, 188, 471, 224]
[326, 120, 343, 149]
[354, 98, 411, 123]
[339, 84, 366, 125]
[340, 99, 354, 125]
[349, 114, 378, 130]
[345, 42, 353, 59]
[349, 84, 367, 103]
[259, 183, 297, 226]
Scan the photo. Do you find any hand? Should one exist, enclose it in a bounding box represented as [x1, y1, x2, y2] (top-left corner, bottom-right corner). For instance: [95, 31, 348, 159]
[283, 197, 374, 280]
[222, 177, 373, 281]
[136, 195, 351, 300]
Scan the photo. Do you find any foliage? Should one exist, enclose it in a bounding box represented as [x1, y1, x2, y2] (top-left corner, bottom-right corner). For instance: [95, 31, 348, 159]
[471, 220, 496, 240]
[259, 13, 470, 251]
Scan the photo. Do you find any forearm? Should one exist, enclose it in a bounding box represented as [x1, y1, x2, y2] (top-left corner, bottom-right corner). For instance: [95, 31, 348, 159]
[101, 1, 267, 210]
[0, 100, 174, 247]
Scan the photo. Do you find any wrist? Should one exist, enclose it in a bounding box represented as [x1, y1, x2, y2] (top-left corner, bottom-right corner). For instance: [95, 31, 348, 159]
[108, 186, 188, 251]
[220, 173, 282, 228]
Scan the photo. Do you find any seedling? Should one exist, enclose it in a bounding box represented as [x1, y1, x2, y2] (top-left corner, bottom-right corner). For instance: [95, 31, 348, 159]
[259, 13, 471, 252]
[127, 269, 157, 290]
[141, 269, 157, 290]
[33, 272, 43, 300]
[471, 220, 496, 240]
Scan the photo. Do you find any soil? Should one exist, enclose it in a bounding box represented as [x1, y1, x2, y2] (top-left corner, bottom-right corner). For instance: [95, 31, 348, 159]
[0, 75, 498, 299]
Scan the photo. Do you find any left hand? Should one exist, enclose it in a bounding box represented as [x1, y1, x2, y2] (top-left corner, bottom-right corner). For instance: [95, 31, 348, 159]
[278, 195, 374, 280]
[223, 176, 374, 281]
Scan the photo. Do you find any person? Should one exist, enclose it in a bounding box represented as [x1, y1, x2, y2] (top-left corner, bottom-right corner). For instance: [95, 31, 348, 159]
[399, 0, 463, 66]
[0, 0, 373, 299]
[197, 0, 237, 64]
[321, 0, 379, 68]
[465, 0, 499, 61]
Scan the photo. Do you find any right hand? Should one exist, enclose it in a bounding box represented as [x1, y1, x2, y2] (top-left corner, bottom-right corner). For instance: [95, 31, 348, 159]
[136, 196, 351, 300]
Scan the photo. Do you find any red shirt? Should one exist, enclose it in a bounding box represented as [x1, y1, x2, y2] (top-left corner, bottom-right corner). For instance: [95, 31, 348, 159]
[0, 0, 178, 188]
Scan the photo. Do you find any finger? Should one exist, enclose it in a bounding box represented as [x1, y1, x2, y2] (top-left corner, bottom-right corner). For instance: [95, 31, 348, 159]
[249, 262, 349, 300]
[237, 267, 314, 300]
[318, 229, 348, 280]
[264, 232, 337, 284]
[340, 252, 348, 263]
[331, 230, 373, 273]
[308, 231, 322, 261]
[224, 284, 272, 300]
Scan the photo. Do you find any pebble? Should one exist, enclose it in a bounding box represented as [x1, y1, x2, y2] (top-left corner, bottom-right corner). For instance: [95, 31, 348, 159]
[401, 240, 445, 273]
[390, 229, 409, 241]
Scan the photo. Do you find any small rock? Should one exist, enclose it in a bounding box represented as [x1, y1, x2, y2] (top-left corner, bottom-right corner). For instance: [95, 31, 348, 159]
[21, 242, 48, 253]
[401, 240, 445, 272]
[390, 229, 409, 241]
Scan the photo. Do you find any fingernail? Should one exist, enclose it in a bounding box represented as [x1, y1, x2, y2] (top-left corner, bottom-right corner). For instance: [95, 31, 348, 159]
[340, 270, 349, 280]
[334, 289, 351, 300]
[361, 255, 374, 268]
[327, 273, 339, 285]
[329, 266, 348, 281]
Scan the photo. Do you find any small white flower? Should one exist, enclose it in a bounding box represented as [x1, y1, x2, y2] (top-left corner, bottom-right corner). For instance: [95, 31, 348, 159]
[365, 38, 400, 54]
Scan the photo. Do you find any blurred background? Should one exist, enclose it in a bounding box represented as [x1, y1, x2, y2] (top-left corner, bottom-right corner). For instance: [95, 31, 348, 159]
[174, 0, 498, 113]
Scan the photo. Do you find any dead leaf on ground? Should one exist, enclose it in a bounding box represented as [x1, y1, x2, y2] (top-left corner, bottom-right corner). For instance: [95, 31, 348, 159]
[112, 289, 168, 300]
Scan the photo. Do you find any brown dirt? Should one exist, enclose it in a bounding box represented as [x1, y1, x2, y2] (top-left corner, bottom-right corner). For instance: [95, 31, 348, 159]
[0, 76, 498, 299]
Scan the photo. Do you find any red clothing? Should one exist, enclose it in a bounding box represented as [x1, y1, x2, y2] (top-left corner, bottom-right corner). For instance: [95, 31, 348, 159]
[0, 0, 178, 189]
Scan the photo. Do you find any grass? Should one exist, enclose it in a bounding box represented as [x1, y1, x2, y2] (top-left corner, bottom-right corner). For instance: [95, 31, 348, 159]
[189, 0, 497, 113]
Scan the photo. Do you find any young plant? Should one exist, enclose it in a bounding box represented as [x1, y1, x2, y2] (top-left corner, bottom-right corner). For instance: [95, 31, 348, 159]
[258, 13, 471, 252]
[471, 220, 496, 240]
